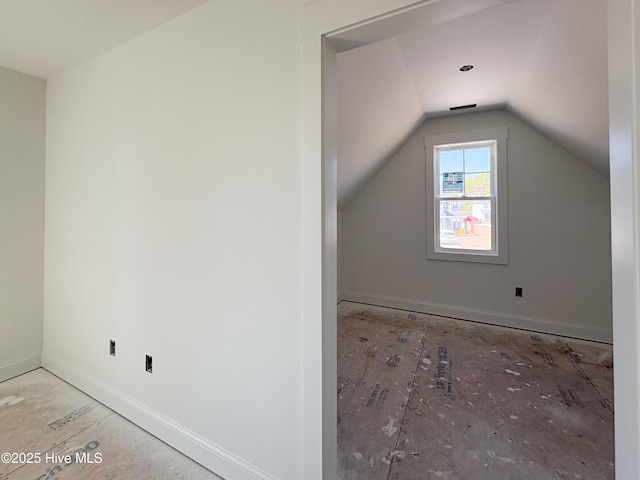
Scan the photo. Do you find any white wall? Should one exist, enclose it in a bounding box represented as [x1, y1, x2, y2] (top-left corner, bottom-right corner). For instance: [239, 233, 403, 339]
[0, 66, 45, 382]
[609, 0, 640, 474]
[43, 2, 302, 479]
[337, 210, 343, 300]
[340, 109, 612, 342]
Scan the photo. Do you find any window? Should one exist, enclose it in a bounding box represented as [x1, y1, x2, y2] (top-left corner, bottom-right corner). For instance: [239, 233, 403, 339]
[425, 127, 508, 264]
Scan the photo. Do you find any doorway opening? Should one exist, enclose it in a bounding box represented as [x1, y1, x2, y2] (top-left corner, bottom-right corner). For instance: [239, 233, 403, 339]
[322, 0, 618, 477]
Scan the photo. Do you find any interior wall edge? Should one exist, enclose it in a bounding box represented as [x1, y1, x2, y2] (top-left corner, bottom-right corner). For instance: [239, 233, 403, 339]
[0, 354, 41, 383]
[341, 291, 613, 344]
[41, 355, 280, 480]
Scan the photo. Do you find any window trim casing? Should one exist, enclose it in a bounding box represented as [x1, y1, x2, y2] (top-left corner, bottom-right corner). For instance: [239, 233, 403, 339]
[425, 126, 508, 264]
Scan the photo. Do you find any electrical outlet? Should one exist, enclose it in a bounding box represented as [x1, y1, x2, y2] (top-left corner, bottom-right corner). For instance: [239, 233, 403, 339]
[109, 340, 116, 356]
[515, 287, 523, 297]
[145, 355, 153, 373]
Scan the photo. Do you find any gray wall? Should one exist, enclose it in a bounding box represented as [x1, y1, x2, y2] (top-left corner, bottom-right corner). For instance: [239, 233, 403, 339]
[340, 109, 612, 342]
[0, 66, 45, 381]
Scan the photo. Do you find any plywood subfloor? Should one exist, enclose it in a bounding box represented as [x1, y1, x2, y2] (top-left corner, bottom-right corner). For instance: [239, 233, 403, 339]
[337, 302, 614, 480]
[0, 369, 223, 480]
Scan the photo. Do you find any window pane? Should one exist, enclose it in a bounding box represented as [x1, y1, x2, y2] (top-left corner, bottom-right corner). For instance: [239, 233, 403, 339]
[464, 172, 491, 197]
[438, 149, 464, 196]
[438, 200, 492, 251]
[439, 149, 463, 172]
[464, 147, 491, 173]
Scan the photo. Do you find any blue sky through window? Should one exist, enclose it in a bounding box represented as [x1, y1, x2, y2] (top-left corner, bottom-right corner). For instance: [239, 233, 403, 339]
[439, 150, 463, 173]
[439, 147, 490, 174]
[464, 147, 490, 173]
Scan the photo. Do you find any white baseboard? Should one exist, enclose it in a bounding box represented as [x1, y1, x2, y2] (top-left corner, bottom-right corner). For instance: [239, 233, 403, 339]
[0, 354, 41, 382]
[41, 354, 280, 480]
[341, 291, 613, 344]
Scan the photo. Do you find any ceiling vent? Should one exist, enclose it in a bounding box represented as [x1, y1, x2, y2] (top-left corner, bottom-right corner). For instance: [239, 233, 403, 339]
[450, 104, 477, 111]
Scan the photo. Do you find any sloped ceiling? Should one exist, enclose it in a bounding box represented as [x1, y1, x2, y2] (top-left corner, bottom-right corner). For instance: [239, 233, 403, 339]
[0, 0, 209, 78]
[0, 0, 608, 210]
[336, 0, 608, 209]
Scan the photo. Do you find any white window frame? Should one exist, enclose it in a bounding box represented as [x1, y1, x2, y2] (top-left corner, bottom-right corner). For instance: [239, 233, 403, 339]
[425, 127, 508, 264]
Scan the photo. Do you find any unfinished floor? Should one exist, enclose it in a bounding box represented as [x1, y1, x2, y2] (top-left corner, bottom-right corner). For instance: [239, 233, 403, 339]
[337, 302, 614, 480]
[0, 369, 222, 480]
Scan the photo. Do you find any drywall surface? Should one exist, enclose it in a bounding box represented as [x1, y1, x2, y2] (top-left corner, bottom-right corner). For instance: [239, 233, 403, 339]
[341, 109, 612, 342]
[609, 0, 640, 476]
[43, 1, 302, 479]
[337, 210, 343, 300]
[0, 66, 45, 381]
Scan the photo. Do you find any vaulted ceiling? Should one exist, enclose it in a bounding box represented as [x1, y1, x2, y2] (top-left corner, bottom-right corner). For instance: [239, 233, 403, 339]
[0, 0, 608, 211]
[336, 0, 608, 208]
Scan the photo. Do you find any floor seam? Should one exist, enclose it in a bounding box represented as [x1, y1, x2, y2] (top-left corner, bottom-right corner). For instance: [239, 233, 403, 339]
[563, 341, 614, 413]
[385, 318, 431, 480]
